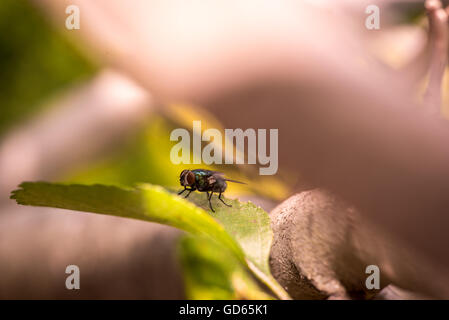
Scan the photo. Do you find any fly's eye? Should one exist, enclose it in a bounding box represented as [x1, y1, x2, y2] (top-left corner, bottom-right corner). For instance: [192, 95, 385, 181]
[186, 172, 195, 185]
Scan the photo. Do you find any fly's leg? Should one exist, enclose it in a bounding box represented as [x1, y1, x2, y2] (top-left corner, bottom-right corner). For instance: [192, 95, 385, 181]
[219, 193, 232, 207]
[179, 187, 194, 198]
[208, 191, 215, 212]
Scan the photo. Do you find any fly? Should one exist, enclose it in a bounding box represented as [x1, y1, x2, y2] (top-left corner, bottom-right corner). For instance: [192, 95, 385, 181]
[178, 169, 246, 212]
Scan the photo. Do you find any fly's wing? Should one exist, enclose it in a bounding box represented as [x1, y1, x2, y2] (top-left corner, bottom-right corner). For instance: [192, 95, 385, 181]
[224, 178, 246, 184]
[207, 171, 224, 185]
[210, 171, 247, 185]
[194, 169, 247, 185]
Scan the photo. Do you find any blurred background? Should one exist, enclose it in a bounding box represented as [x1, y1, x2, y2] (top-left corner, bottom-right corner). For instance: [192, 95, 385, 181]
[0, 0, 292, 299]
[1, 0, 449, 299]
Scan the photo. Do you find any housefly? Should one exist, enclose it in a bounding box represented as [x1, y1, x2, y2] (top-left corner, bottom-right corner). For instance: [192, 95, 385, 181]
[178, 169, 246, 212]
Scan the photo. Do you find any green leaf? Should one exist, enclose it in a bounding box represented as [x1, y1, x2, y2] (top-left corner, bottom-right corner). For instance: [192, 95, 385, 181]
[10, 182, 290, 300]
[178, 235, 274, 300]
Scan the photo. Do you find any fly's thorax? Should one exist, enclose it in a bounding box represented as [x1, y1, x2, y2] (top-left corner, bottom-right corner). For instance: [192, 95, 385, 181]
[195, 173, 209, 190]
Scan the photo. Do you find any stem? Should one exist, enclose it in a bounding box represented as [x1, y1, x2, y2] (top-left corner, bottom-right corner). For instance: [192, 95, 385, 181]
[246, 260, 292, 300]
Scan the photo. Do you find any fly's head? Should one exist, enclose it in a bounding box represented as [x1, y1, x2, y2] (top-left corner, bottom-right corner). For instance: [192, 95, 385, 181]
[180, 170, 196, 187]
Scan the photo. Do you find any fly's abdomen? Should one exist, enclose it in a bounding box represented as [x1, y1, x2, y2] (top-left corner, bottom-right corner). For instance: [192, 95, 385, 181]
[213, 180, 227, 193]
